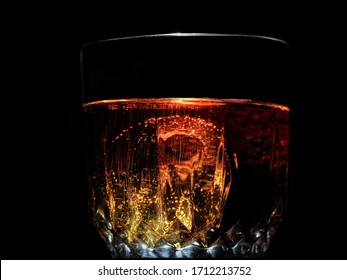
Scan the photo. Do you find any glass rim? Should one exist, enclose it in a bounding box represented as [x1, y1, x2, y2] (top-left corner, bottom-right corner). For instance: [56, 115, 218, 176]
[80, 33, 290, 105]
[80, 32, 289, 50]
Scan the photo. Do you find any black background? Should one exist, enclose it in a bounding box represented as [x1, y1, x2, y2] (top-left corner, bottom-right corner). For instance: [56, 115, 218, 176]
[2, 5, 344, 260]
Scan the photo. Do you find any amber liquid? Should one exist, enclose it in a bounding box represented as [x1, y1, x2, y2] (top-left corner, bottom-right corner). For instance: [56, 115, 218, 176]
[83, 98, 289, 254]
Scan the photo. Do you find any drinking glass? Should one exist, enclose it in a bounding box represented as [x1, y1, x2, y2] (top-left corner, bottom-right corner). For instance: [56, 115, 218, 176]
[80, 33, 290, 259]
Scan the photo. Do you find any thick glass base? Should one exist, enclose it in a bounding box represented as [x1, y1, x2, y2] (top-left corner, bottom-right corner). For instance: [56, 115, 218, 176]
[95, 217, 283, 259]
